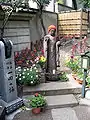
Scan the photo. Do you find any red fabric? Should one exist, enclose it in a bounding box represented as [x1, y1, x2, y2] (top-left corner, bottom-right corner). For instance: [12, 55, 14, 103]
[48, 25, 56, 33]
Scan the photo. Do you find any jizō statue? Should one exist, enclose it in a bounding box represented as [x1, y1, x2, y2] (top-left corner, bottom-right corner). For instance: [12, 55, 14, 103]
[43, 25, 61, 75]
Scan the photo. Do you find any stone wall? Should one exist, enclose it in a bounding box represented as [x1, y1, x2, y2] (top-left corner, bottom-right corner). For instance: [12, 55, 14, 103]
[0, 10, 57, 52]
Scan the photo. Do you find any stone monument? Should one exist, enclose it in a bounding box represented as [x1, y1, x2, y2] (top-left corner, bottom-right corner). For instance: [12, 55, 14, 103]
[0, 38, 23, 114]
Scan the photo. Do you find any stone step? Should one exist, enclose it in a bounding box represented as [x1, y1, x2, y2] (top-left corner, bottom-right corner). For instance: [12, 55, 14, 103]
[23, 78, 82, 96]
[23, 94, 78, 110]
[46, 94, 78, 109]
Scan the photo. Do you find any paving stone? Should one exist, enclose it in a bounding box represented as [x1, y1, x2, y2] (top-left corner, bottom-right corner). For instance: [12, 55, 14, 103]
[51, 108, 78, 120]
[79, 98, 90, 106]
[13, 110, 52, 120]
[46, 94, 78, 109]
[74, 106, 90, 120]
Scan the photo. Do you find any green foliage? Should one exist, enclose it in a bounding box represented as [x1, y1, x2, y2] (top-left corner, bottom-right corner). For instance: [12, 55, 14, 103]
[56, 0, 63, 4]
[86, 76, 90, 87]
[29, 93, 47, 108]
[79, 0, 90, 8]
[32, 0, 51, 8]
[65, 56, 80, 73]
[59, 72, 68, 81]
[76, 70, 83, 80]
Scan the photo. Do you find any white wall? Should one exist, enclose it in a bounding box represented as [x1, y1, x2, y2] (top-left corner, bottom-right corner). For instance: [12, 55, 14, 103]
[29, 0, 38, 9]
[45, 0, 54, 12]
[66, 0, 72, 8]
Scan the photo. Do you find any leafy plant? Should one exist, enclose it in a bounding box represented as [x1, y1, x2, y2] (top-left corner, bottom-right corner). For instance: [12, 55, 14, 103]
[65, 56, 80, 73]
[76, 70, 84, 80]
[59, 72, 68, 81]
[29, 93, 47, 108]
[86, 76, 90, 87]
[79, 0, 90, 8]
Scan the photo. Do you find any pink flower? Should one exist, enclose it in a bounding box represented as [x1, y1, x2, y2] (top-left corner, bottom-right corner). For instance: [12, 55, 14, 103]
[34, 93, 39, 97]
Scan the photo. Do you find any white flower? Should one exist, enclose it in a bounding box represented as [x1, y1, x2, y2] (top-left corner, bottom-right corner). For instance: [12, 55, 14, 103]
[19, 74, 21, 76]
[27, 73, 29, 75]
[18, 69, 21, 72]
[23, 76, 25, 79]
[31, 76, 33, 78]
[18, 67, 21, 69]
[34, 67, 37, 70]
[27, 68, 29, 71]
[36, 75, 38, 78]
[36, 57, 39, 61]
[31, 81, 33, 84]
[36, 61, 39, 63]
[35, 59, 37, 62]
[16, 68, 18, 70]
[22, 72, 25, 75]
[33, 64, 35, 67]
[19, 78, 21, 80]
[30, 69, 32, 71]
[36, 70, 38, 72]
[24, 69, 26, 71]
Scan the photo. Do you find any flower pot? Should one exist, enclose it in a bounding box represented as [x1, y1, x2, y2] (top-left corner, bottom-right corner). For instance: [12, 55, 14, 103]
[40, 107, 46, 112]
[76, 79, 83, 84]
[32, 108, 41, 114]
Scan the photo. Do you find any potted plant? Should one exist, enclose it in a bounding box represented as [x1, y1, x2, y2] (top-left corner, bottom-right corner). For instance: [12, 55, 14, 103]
[29, 93, 47, 114]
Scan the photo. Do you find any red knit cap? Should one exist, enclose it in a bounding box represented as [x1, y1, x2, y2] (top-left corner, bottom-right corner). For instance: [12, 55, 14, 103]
[48, 25, 56, 33]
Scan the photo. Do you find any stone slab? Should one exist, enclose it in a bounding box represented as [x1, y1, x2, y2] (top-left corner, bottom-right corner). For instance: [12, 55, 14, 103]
[79, 98, 90, 106]
[74, 106, 90, 120]
[51, 108, 78, 120]
[46, 94, 78, 109]
[13, 110, 52, 120]
[23, 75, 81, 96]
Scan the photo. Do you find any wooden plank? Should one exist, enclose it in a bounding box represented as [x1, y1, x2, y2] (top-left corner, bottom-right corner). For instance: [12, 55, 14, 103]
[58, 19, 88, 25]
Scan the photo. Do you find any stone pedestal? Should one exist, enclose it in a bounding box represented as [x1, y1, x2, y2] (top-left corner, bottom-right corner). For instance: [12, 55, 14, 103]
[40, 73, 46, 83]
[45, 73, 60, 81]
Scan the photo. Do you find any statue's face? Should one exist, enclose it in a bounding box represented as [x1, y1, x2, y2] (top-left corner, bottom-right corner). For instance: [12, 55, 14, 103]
[49, 29, 56, 36]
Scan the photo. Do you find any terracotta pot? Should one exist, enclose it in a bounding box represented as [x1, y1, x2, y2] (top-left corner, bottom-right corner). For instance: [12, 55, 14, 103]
[32, 108, 41, 114]
[72, 74, 77, 80]
[76, 79, 83, 84]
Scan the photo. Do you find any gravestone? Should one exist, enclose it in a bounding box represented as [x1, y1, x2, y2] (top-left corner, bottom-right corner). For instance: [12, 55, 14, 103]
[0, 38, 23, 114]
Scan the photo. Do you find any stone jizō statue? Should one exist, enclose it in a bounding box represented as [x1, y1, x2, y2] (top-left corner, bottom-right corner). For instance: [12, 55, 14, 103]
[43, 25, 61, 77]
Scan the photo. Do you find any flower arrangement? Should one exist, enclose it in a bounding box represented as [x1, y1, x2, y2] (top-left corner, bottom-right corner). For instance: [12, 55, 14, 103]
[15, 47, 46, 86]
[14, 47, 44, 68]
[16, 66, 40, 86]
[65, 55, 80, 73]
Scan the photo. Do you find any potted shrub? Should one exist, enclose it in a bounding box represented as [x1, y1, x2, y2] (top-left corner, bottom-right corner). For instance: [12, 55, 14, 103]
[29, 93, 47, 114]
